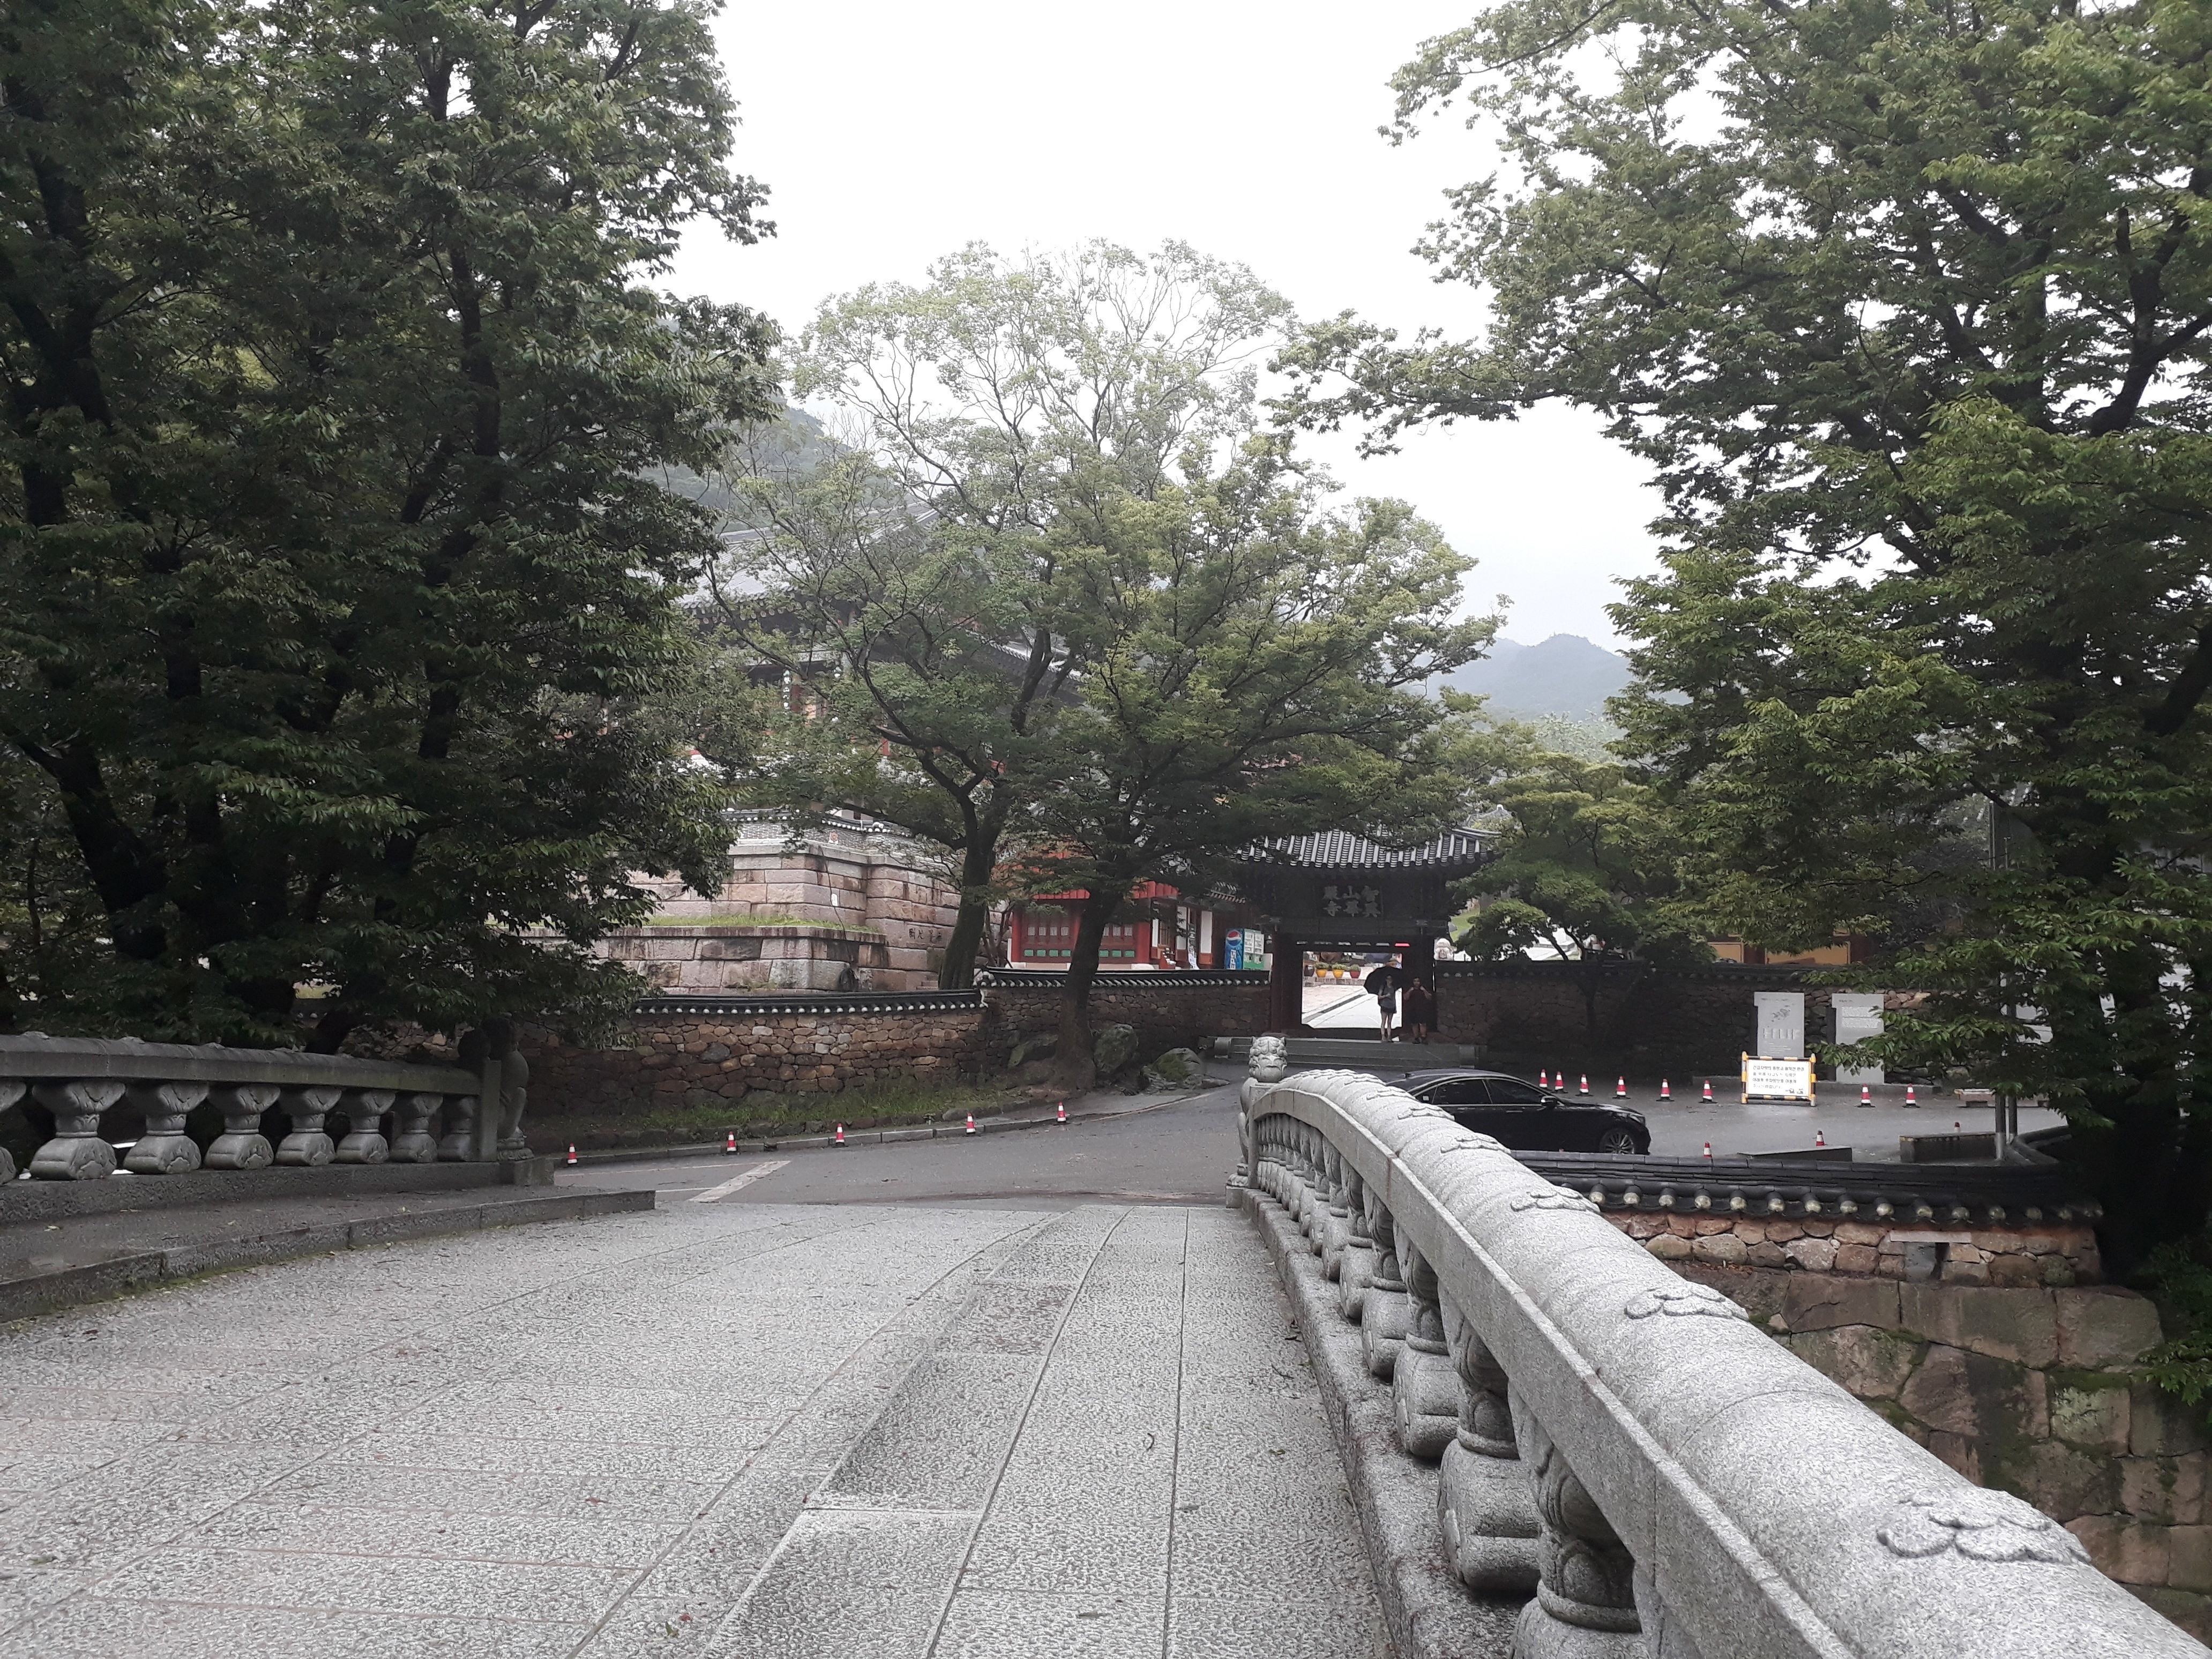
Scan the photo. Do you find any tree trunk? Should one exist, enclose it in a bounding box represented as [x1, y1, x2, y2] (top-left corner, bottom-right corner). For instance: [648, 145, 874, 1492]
[1048, 888, 1124, 1093]
[936, 836, 999, 990]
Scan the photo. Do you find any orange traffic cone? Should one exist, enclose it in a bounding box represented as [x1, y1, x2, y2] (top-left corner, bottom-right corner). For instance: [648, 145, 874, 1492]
[566, 1144, 578, 1167]
[834, 1123, 845, 1146]
[1578, 1074, 1590, 1095]
[723, 1132, 736, 1155]
[965, 1112, 976, 1135]
[1538, 1070, 1549, 1088]
[1815, 1128, 1827, 1148]
[1659, 1080, 1671, 1100]
[1701, 1080, 1714, 1102]
[1859, 1085, 1873, 1107]
[1702, 1140, 1712, 1160]
[1056, 1101, 1067, 1125]
[1615, 1076, 1628, 1098]
[1905, 1085, 1919, 1107]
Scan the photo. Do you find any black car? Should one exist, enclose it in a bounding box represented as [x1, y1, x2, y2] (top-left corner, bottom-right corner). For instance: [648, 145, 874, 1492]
[1396, 1069, 1650, 1154]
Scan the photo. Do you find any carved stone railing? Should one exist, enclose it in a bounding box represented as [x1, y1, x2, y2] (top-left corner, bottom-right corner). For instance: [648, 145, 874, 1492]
[1239, 1067, 2203, 1658]
[0, 1029, 533, 1183]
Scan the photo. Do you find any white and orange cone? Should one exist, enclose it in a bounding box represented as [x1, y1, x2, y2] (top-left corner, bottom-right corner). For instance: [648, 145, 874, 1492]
[1859, 1085, 1873, 1107]
[1702, 1140, 1712, 1160]
[566, 1144, 578, 1167]
[834, 1123, 845, 1146]
[1659, 1079, 1672, 1100]
[1615, 1076, 1628, 1098]
[1815, 1128, 1827, 1148]
[1538, 1070, 1550, 1088]
[1905, 1085, 1919, 1107]
[1579, 1074, 1591, 1095]
[965, 1112, 977, 1135]
[1056, 1101, 1067, 1125]
[723, 1132, 736, 1155]
[1701, 1080, 1714, 1102]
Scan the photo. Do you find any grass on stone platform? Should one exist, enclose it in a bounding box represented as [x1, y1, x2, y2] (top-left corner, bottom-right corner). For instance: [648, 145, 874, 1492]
[532, 1073, 1032, 1151]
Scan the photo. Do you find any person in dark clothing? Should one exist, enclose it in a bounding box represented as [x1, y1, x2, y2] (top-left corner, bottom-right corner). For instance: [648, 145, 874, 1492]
[1401, 977, 1436, 1043]
[1363, 960, 1402, 1041]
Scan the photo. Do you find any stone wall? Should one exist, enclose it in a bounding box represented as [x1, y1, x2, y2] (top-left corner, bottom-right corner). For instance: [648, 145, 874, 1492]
[982, 970, 1271, 1061]
[626, 812, 966, 991]
[521, 1000, 990, 1114]
[1612, 1209, 2103, 1286]
[1432, 961, 1908, 1073]
[1665, 1261, 2208, 1639]
[594, 923, 894, 995]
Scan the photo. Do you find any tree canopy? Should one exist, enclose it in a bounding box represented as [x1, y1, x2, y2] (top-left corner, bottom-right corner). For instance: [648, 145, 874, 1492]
[1028, 449, 1487, 1076]
[1449, 720, 1703, 1039]
[709, 243, 1301, 988]
[1284, 0, 2212, 1265]
[1, 0, 775, 1047]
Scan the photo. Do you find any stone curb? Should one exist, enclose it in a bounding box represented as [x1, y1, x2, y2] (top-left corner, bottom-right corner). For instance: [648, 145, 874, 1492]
[1237, 1185, 1520, 1659]
[0, 1189, 654, 1326]
[565, 1089, 1205, 1164]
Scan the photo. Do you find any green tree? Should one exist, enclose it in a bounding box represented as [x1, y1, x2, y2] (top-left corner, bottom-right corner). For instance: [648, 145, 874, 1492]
[0, 0, 775, 1046]
[1283, 0, 2212, 1268]
[1450, 722, 1706, 1042]
[711, 243, 1292, 987]
[1031, 450, 1488, 1084]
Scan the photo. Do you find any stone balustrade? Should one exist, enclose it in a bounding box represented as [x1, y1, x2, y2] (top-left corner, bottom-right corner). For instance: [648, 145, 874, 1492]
[0, 1030, 532, 1183]
[1238, 1066, 2204, 1658]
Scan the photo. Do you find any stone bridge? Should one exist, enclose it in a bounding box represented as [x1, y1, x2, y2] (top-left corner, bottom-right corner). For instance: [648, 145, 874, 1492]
[0, 1038, 2199, 1655]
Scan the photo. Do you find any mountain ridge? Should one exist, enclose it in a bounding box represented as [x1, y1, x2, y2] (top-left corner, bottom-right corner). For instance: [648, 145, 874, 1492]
[1434, 632, 1631, 721]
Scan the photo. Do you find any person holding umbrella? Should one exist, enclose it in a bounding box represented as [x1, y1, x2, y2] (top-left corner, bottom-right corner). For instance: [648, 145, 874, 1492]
[1363, 957, 1403, 1041]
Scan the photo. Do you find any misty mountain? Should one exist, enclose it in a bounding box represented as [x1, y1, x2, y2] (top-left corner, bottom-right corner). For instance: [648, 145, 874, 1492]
[1433, 633, 1632, 721]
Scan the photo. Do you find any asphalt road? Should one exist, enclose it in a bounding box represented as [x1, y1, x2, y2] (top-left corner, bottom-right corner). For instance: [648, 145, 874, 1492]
[557, 1064, 2063, 1210]
[561, 1082, 1246, 1210]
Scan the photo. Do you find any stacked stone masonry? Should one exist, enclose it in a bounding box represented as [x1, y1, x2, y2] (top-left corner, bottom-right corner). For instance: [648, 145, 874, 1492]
[1615, 1209, 2103, 1286]
[521, 1006, 989, 1110]
[1652, 1262, 2210, 1639]
[621, 813, 965, 991]
[986, 974, 1269, 1061]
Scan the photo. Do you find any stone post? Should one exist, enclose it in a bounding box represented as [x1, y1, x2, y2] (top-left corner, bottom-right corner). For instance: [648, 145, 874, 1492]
[1512, 1392, 1642, 1659]
[275, 1083, 344, 1167]
[390, 1092, 442, 1163]
[122, 1080, 206, 1174]
[496, 1032, 530, 1157]
[1393, 1238, 1459, 1459]
[1338, 1168, 1377, 1320]
[0, 1081, 19, 1180]
[1320, 1144, 1352, 1275]
[334, 1089, 394, 1164]
[1438, 1299, 1541, 1594]
[1362, 1193, 1411, 1379]
[435, 1091, 479, 1162]
[28, 1079, 124, 1179]
[203, 1082, 279, 1171]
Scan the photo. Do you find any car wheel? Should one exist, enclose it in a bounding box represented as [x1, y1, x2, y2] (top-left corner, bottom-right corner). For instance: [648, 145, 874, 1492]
[1597, 1128, 1640, 1155]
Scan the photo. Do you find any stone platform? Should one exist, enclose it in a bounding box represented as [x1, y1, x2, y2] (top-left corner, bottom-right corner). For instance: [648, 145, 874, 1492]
[0, 1200, 1387, 1657]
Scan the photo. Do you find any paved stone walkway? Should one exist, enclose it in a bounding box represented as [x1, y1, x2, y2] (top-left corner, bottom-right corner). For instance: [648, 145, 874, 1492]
[0, 1200, 1385, 1656]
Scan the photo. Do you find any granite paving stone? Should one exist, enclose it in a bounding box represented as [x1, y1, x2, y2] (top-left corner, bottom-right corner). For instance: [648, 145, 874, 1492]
[0, 1198, 1388, 1658]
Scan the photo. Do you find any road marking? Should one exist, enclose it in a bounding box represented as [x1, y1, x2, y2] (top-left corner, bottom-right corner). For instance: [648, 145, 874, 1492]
[689, 1160, 790, 1204]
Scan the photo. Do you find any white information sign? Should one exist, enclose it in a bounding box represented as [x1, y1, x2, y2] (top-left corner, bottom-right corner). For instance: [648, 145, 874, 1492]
[1832, 992, 1886, 1085]
[1743, 1054, 1816, 1102]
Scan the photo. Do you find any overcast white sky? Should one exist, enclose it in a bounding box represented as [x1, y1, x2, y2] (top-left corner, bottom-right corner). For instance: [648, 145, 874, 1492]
[668, 0, 1662, 649]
